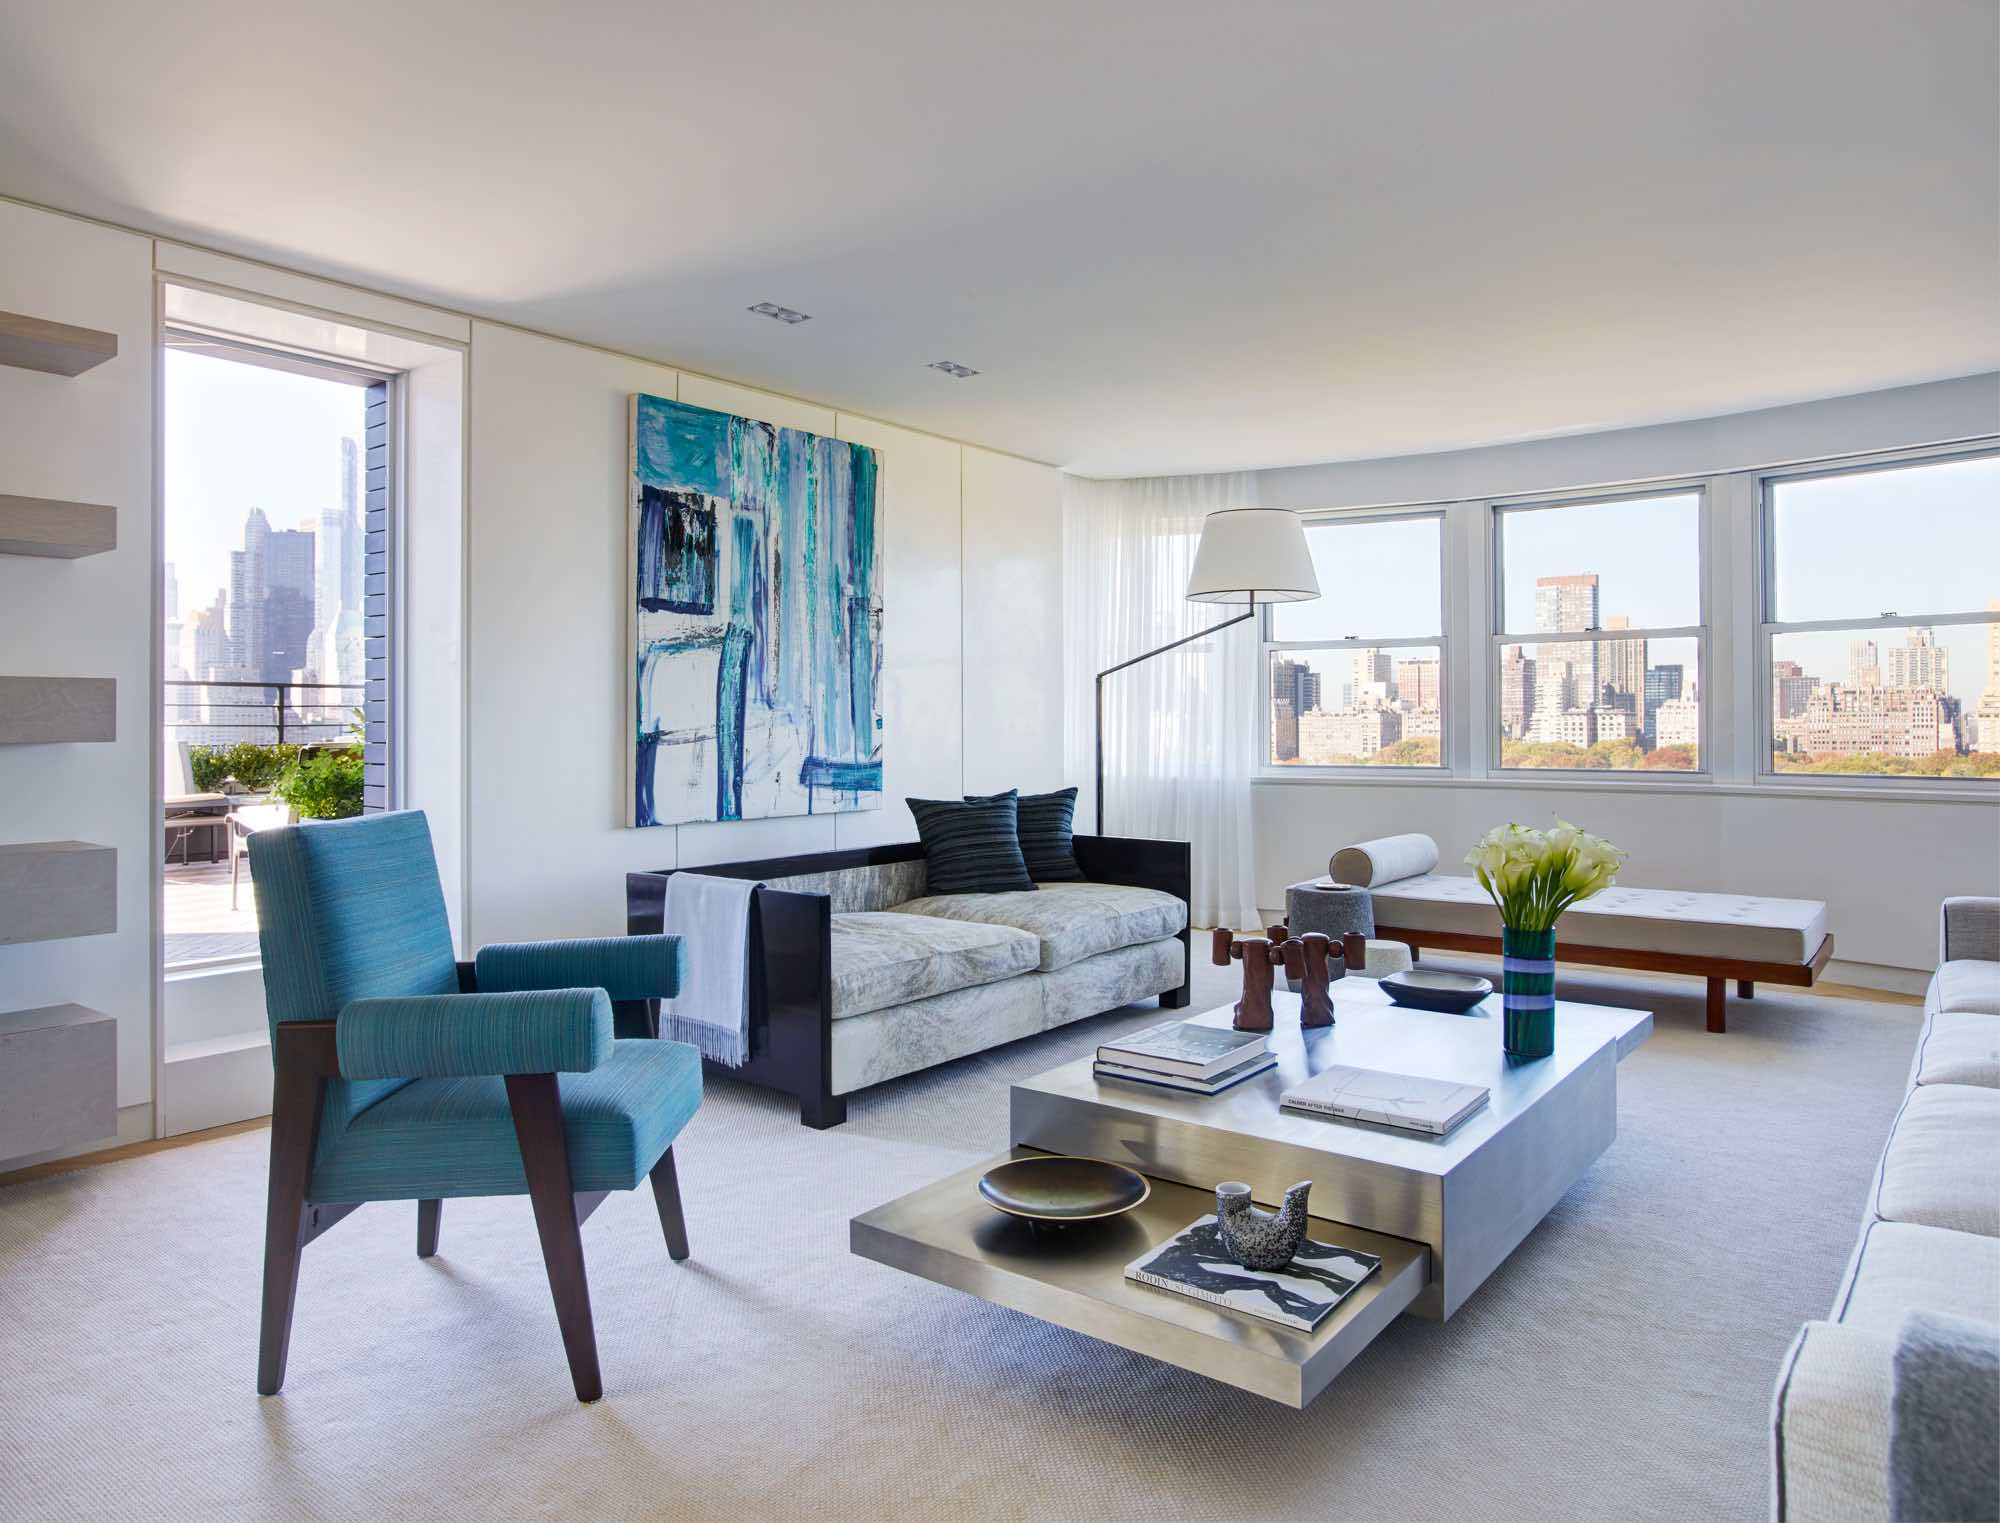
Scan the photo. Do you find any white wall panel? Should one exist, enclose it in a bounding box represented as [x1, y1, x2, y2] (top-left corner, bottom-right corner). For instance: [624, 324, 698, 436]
[465, 322, 682, 944]
[961, 446, 1064, 797]
[833, 415, 962, 848]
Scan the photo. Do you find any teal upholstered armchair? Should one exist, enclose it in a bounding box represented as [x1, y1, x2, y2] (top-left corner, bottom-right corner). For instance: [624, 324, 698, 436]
[249, 810, 701, 1402]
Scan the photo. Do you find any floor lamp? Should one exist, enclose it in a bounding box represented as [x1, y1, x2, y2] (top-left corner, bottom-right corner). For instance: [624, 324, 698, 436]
[1093, 507, 1322, 833]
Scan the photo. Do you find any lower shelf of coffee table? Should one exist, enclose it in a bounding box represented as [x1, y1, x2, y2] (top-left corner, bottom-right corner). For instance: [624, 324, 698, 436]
[850, 1147, 1428, 1407]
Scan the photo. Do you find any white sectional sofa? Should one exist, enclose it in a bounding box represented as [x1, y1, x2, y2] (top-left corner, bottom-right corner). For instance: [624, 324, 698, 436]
[1772, 897, 2000, 1521]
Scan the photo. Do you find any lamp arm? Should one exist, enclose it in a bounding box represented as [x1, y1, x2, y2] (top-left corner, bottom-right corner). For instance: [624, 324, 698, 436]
[1094, 592, 1258, 834]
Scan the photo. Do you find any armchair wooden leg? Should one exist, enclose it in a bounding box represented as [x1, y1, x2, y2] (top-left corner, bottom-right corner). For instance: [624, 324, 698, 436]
[505, 1073, 603, 1403]
[648, 1148, 690, 1261]
[417, 1199, 442, 1259]
[257, 1064, 325, 1396]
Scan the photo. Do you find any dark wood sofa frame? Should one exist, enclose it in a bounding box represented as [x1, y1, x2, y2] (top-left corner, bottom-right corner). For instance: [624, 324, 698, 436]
[626, 834, 1191, 1129]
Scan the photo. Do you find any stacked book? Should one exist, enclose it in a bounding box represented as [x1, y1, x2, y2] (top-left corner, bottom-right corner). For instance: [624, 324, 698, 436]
[1093, 1019, 1276, 1096]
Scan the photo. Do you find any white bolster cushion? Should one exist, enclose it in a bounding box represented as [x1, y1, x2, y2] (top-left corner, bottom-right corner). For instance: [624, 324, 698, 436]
[1329, 833, 1440, 887]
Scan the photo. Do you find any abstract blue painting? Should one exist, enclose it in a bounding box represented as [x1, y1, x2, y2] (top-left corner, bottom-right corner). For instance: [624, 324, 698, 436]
[628, 393, 883, 827]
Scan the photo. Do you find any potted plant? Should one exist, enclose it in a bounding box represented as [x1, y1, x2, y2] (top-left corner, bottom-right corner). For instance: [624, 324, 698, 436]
[1465, 820, 1625, 1059]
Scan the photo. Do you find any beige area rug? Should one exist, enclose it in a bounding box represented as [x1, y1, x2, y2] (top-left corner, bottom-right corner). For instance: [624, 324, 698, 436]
[0, 959, 1920, 1523]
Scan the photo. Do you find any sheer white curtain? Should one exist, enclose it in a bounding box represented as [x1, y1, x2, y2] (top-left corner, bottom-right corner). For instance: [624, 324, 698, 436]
[1062, 471, 1262, 931]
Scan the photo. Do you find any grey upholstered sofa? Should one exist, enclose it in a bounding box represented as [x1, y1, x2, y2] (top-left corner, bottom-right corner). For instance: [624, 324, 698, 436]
[1772, 897, 2000, 1520]
[627, 835, 1191, 1127]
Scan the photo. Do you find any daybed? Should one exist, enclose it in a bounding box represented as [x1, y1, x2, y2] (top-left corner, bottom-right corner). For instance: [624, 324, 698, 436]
[626, 834, 1190, 1127]
[1771, 897, 2000, 1520]
[1331, 833, 1833, 1032]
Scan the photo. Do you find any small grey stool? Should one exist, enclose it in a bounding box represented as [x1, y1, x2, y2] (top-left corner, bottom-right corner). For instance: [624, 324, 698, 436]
[1285, 879, 1375, 941]
[1282, 881, 1414, 985]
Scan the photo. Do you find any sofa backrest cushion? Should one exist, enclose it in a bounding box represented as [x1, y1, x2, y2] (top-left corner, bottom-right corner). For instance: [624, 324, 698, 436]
[906, 792, 1036, 894]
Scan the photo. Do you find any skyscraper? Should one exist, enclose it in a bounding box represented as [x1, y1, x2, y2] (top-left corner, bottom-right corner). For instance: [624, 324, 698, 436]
[225, 506, 316, 685]
[1772, 659, 1815, 720]
[1392, 657, 1440, 709]
[1973, 599, 2000, 753]
[1534, 573, 1600, 712]
[1499, 647, 1536, 738]
[1848, 639, 1881, 689]
[1599, 614, 1646, 712]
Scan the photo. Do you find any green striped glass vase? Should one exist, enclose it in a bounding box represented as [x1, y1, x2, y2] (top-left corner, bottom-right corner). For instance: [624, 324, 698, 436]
[1501, 925, 1557, 1059]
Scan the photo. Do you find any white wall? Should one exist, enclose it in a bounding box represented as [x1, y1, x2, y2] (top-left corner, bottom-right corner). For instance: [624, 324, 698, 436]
[0, 202, 156, 1149]
[465, 322, 1063, 946]
[1250, 375, 2000, 984]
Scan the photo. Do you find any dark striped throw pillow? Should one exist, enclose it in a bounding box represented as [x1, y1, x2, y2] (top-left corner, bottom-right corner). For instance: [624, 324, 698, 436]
[907, 792, 1036, 895]
[967, 786, 1083, 882]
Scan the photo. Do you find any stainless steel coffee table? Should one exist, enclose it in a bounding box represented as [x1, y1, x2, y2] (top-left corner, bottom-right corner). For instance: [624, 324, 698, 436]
[851, 979, 1650, 1403]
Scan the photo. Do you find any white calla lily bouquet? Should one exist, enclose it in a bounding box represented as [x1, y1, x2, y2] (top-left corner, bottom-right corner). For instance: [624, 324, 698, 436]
[1465, 820, 1626, 933]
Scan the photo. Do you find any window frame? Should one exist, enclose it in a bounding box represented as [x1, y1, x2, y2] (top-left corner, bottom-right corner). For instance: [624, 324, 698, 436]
[1487, 481, 1712, 780]
[1756, 442, 2000, 790]
[1258, 506, 1452, 776]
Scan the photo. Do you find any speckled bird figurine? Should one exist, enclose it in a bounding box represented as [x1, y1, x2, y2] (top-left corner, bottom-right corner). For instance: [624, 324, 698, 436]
[1214, 1179, 1313, 1271]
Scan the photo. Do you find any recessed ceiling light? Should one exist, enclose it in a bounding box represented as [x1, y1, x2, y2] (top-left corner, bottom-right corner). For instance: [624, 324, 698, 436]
[748, 302, 811, 324]
[927, 360, 979, 378]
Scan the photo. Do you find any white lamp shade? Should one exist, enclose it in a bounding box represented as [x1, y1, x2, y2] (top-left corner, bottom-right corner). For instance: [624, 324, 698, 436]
[1184, 508, 1321, 605]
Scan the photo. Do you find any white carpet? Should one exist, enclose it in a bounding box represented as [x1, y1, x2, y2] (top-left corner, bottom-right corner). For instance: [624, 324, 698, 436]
[0, 959, 1920, 1522]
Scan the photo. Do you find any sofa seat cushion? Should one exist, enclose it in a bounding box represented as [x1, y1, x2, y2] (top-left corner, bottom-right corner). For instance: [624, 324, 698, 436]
[1912, 1009, 2000, 1089]
[1367, 874, 1827, 965]
[1932, 959, 2000, 1017]
[1874, 1083, 2000, 1237]
[889, 882, 1189, 972]
[1836, 1220, 2000, 1331]
[828, 912, 1040, 1020]
[309, 1037, 702, 1201]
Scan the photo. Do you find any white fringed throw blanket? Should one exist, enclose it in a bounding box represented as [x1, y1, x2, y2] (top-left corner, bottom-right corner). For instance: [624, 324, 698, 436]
[657, 872, 759, 1067]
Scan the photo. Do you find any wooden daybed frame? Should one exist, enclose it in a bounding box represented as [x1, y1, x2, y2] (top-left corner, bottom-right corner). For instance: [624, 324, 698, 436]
[1374, 923, 1836, 1034]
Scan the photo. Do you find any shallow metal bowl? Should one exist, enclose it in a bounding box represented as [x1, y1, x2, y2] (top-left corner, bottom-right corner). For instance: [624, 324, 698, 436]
[977, 1155, 1151, 1222]
[1380, 968, 1494, 1014]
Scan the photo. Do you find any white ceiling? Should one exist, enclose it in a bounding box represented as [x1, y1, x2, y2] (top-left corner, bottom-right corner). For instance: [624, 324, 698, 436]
[2, 1, 1994, 475]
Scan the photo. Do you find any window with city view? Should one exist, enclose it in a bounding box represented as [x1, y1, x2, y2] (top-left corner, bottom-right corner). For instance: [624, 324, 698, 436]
[1266, 513, 1444, 767]
[163, 343, 377, 966]
[1495, 490, 1703, 772]
[1764, 452, 2000, 780]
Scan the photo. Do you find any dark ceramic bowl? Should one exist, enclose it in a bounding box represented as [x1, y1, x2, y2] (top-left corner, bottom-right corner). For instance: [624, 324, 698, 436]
[977, 1155, 1151, 1222]
[1380, 968, 1494, 1014]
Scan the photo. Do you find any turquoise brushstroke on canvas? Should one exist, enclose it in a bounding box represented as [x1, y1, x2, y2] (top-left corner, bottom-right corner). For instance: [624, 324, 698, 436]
[627, 392, 882, 828]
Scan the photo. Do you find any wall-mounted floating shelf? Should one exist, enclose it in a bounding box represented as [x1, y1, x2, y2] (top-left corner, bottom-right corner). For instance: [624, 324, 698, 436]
[0, 494, 117, 558]
[0, 309, 119, 377]
[0, 676, 116, 745]
[0, 841, 117, 945]
[0, 1004, 117, 1161]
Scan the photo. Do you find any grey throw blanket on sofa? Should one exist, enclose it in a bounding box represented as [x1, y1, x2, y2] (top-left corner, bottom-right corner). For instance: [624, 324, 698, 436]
[1890, 1309, 2000, 1523]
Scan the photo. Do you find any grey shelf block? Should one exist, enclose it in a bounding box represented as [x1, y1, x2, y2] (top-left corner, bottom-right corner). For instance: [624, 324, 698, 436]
[0, 309, 119, 377]
[0, 1004, 118, 1161]
[0, 676, 115, 744]
[0, 841, 117, 945]
[0, 495, 117, 558]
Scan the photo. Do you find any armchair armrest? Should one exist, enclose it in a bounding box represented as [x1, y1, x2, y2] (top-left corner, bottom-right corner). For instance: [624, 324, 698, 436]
[336, 989, 613, 1079]
[473, 935, 684, 1000]
[1941, 898, 2000, 965]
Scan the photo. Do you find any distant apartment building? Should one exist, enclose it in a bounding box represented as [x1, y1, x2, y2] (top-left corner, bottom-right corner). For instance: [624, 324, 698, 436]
[1403, 707, 1442, 741]
[1777, 685, 1953, 758]
[1272, 696, 1299, 761]
[1848, 639, 1881, 689]
[1499, 647, 1536, 737]
[1652, 696, 1701, 752]
[1299, 704, 1401, 762]
[1643, 663, 1683, 744]
[1393, 657, 1440, 710]
[1534, 573, 1600, 711]
[1886, 627, 1947, 693]
[1600, 615, 1646, 709]
[1970, 600, 2000, 753]
[1772, 659, 1815, 721]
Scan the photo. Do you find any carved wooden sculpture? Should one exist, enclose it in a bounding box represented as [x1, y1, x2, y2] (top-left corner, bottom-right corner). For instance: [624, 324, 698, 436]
[1210, 927, 1285, 1032]
[1281, 930, 1337, 1028]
